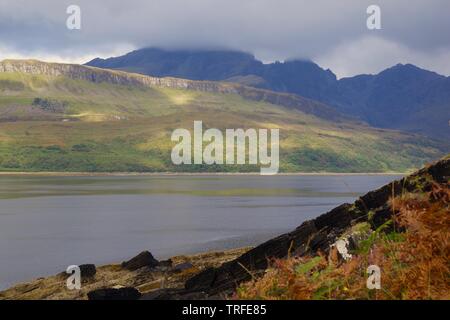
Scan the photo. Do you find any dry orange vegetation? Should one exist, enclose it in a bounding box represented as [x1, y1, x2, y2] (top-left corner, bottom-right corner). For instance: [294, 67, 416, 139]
[236, 182, 449, 300]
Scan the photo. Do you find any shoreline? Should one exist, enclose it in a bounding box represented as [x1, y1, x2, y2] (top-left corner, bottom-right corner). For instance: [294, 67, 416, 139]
[0, 247, 251, 300]
[0, 171, 407, 177]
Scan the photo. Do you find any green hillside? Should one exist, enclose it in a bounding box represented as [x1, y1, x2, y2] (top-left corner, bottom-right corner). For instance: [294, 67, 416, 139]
[0, 61, 446, 173]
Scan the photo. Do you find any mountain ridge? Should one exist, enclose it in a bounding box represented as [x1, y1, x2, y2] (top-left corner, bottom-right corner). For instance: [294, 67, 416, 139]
[86, 48, 450, 139]
[0, 59, 346, 122]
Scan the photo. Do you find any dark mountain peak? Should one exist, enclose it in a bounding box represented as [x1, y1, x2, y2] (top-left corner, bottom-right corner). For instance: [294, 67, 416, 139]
[86, 48, 339, 83]
[389, 63, 424, 71]
[87, 47, 261, 81]
[86, 57, 103, 65]
[261, 59, 337, 93]
[377, 63, 444, 81]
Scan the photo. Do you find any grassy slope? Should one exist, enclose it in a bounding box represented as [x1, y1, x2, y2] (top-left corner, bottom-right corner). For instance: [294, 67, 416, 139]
[0, 72, 446, 173]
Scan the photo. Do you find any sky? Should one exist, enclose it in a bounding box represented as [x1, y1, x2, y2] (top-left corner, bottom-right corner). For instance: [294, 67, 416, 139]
[0, 0, 449, 78]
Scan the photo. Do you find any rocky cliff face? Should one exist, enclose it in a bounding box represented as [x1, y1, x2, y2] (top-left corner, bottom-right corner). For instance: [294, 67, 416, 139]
[0, 59, 346, 122]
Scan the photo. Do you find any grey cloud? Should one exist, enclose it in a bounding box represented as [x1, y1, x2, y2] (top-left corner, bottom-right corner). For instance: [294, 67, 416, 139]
[0, 0, 449, 77]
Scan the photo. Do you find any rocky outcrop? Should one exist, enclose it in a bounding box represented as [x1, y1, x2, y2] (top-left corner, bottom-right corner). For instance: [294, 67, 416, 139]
[79, 264, 96, 278]
[0, 248, 249, 300]
[0, 59, 346, 122]
[121, 251, 159, 271]
[176, 157, 449, 297]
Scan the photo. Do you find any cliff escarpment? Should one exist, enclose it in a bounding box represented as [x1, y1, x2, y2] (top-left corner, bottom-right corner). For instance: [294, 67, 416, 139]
[0, 59, 347, 122]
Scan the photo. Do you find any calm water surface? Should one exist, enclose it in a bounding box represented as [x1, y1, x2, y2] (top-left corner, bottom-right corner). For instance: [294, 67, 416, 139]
[0, 174, 402, 289]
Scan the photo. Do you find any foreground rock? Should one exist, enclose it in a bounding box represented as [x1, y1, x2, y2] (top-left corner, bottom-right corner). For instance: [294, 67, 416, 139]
[121, 251, 159, 271]
[0, 248, 250, 300]
[79, 264, 96, 278]
[180, 157, 449, 297]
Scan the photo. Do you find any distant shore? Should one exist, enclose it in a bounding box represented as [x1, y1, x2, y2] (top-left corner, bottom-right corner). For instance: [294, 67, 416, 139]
[0, 171, 407, 177]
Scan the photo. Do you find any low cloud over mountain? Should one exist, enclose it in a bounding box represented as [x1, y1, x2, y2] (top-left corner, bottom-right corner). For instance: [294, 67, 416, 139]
[1, 0, 450, 77]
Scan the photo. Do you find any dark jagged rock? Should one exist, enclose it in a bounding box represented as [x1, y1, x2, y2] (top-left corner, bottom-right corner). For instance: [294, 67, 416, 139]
[158, 259, 173, 268]
[79, 264, 96, 278]
[427, 157, 450, 183]
[368, 205, 396, 231]
[87, 287, 141, 300]
[121, 251, 159, 271]
[184, 267, 217, 292]
[184, 157, 449, 297]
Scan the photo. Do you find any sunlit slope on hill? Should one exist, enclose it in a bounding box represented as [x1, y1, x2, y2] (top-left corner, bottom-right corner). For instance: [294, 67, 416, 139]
[0, 62, 446, 173]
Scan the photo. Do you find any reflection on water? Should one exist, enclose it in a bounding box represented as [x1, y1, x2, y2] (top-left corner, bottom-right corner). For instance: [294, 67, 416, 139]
[0, 174, 402, 289]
